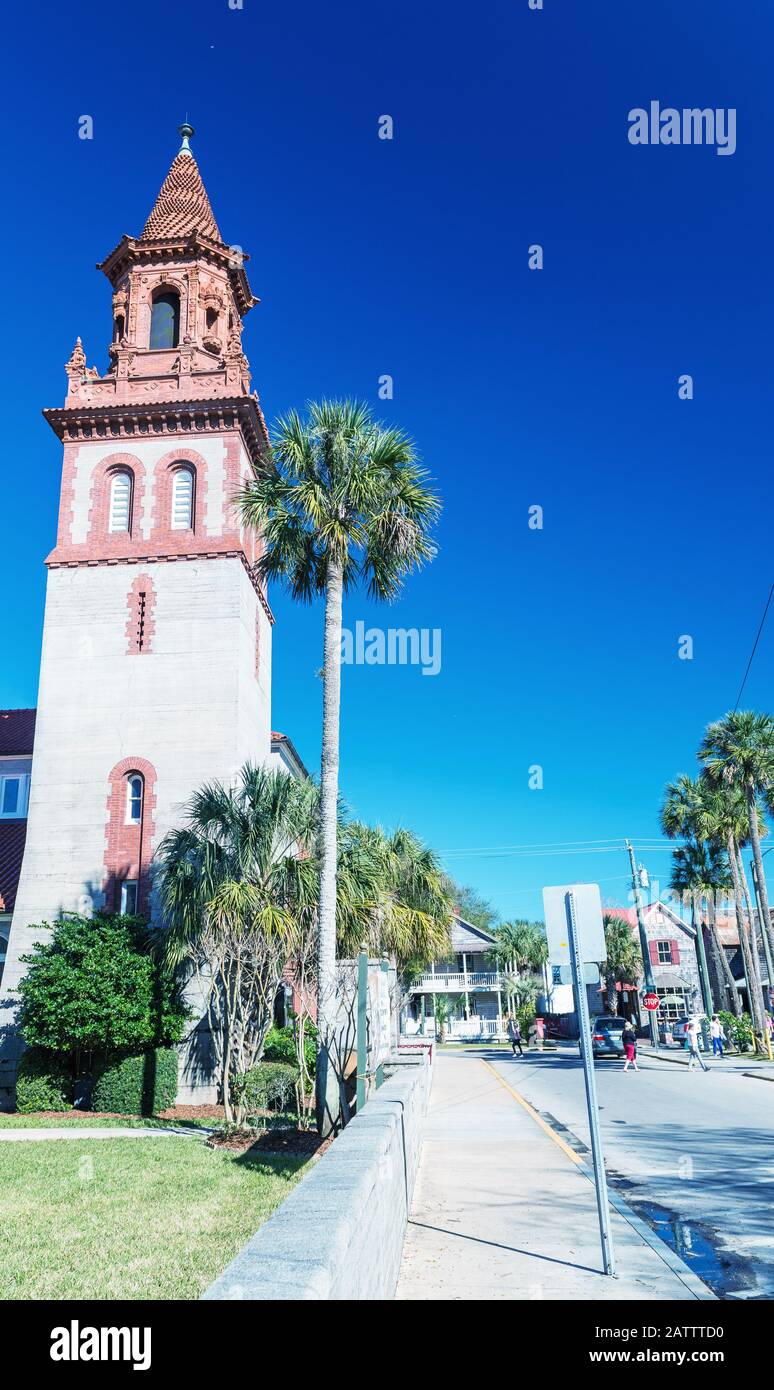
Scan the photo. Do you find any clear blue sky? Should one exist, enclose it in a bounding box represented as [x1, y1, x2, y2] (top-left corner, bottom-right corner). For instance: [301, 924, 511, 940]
[2, 0, 772, 920]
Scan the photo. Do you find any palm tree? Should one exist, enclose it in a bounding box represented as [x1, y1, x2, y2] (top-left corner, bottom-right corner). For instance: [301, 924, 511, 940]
[488, 921, 548, 1015]
[156, 765, 319, 1124]
[601, 914, 642, 1015]
[661, 775, 742, 1015]
[431, 992, 460, 1043]
[237, 400, 441, 1134]
[668, 840, 739, 1015]
[668, 845, 715, 1012]
[694, 778, 767, 1034]
[336, 824, 453, 969]
[700, 711, 774, 971]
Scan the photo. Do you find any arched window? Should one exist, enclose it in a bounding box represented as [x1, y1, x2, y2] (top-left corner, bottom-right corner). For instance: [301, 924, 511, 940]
[149, 291, 180, 350]
[171, 466, 194, 530]
[126, 775, 143, 825]
[109, 470, 132, 533]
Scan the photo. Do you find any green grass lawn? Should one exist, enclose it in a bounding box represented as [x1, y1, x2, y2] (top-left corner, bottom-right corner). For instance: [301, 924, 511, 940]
[1, 1138, 307, 1299]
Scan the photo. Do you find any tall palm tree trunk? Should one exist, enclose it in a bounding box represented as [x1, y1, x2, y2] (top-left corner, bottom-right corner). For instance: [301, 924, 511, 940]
[691, 889, 714, 1013]
[737, 845, 767, 1034]
[727, 833, 765, 1034]
[746, 784, 774, 971]
[316, 560, 344, 1136]
[707, 893, 741, 1016]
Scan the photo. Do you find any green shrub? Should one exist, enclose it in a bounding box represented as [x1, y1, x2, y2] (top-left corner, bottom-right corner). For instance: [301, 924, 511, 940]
[17, 913, 188, 1058]
[263, 1022, 316, 1075]
[91, 1048, 178, 1115]
[234, 1061, 298, 1117]
[16, 1048, 73, 1113]
[718, 1010, 754, 1051]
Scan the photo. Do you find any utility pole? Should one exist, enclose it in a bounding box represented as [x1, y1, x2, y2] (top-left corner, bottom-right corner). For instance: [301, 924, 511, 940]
[626, 840, 659, 1052]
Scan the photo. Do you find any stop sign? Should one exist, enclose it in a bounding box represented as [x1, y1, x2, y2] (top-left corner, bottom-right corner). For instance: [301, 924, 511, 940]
[643, 993, 660, 1011]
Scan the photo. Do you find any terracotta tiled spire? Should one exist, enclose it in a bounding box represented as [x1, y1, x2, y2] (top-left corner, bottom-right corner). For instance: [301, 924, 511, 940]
[140, 131, 222, 244]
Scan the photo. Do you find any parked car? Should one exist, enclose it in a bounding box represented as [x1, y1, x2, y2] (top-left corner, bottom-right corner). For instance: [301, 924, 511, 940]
[589, 1015, 627, 1059]
[671, 1017, 704, 1049]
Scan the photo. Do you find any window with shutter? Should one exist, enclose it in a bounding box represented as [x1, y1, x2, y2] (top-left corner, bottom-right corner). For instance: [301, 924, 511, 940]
[109, 471, 132, 533]
[171, 467, 194, 530]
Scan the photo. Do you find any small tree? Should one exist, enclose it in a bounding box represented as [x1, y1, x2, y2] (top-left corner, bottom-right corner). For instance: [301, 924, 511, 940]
[431, 993, 459, 1043]
[157, 765, 321, 1126]
[601, 914, 641, 1016]
[16, 913, 187, 1073]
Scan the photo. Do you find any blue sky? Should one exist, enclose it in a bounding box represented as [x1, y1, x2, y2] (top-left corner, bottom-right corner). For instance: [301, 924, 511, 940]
[2, 0, 772, 920]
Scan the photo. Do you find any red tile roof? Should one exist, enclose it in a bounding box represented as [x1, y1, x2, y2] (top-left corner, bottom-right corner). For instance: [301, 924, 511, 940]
[0, 709, 36, 756]
[141, 153, 222, 243]
[0, 820, 27, 912]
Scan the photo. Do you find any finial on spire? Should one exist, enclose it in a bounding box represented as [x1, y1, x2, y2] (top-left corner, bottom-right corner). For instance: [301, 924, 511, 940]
[178, 121, 194, 156]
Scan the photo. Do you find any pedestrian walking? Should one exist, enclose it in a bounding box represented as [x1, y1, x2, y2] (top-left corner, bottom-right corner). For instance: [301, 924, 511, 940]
[710, 1014, 725, 1058]
[507, 1015, 523, 1057]
[622, 1022, 638, 1072]
[686, 1015, 709, 1072]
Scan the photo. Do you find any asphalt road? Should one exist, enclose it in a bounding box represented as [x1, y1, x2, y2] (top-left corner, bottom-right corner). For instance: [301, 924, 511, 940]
[489, 1045, 774, 1299]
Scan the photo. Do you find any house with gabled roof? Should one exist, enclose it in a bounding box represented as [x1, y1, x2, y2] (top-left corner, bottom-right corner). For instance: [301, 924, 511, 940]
[402, 915, 507, 1040]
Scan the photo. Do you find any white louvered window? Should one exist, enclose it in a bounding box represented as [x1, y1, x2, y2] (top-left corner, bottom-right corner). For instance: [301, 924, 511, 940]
[171, 467, 194, 530]
[109, 471, 132, 533]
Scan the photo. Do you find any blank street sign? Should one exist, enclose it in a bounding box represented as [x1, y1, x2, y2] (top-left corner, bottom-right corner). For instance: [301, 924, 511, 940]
[543, 883, 606, 966]
[557, 962, 601, 986]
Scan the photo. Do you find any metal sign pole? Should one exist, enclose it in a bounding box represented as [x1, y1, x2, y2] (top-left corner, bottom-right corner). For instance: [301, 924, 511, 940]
[566, 889, 616, 1277]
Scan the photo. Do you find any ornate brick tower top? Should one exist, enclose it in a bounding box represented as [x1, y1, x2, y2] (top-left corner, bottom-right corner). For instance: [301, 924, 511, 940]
[43, 125, 272, 574]
[45, 125, 269, 480]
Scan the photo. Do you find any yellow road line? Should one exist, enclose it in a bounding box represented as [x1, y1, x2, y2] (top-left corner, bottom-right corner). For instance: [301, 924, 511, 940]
[480, 1057, 583, 1167]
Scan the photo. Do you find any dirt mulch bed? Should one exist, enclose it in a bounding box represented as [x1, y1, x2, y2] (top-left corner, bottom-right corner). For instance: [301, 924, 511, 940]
[206, 1126, 332, 1159]
[154, 1104, 226, 1121]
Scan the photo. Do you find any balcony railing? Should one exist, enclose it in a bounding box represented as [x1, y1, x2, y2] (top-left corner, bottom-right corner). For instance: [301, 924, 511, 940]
[403, 1016, 504, 1039]
[409, 970, 501, 993]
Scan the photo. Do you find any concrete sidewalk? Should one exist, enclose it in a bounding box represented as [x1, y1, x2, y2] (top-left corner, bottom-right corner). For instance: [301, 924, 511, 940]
[396, 1052, 713, 1301]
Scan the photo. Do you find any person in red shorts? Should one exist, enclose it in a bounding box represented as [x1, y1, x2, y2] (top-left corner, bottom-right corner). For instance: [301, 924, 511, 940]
[622, 1021, 638, 1072]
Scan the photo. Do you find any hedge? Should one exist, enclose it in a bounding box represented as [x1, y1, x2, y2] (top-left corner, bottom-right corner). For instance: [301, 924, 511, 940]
[263, 1023, 316, 1075]
[234, 1062, 298, 1117]
[91, 1048, 179, 1115]
[16, 1048, 73, 1113]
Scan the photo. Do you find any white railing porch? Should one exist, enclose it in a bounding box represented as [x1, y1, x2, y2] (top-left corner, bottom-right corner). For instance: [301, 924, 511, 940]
[409, 971, 501, 993]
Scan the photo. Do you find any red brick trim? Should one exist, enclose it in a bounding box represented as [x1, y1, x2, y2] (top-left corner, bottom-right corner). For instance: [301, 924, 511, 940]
[56, 442, 81, 548]
[150, 446, 208, 547]
[125, 575, 157, 654]
[87, 451, 148, 557]
[103, 756, 157, 915]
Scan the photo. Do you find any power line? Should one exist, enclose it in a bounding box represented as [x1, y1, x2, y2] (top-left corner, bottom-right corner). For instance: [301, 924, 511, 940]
[733, 579, 774, 711]
[441, 842, 684, 861]
[440, 837, 676, 854]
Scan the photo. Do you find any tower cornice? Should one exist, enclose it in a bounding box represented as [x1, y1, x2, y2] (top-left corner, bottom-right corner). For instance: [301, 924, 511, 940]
[43, 394, 271, 476]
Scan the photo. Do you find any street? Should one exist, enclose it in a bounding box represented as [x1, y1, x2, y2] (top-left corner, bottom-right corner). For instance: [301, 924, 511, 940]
[489, 1046, 774, 1299]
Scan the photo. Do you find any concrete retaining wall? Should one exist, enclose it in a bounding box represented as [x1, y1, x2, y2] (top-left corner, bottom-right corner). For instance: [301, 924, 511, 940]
[202, 1053, 431, 1300]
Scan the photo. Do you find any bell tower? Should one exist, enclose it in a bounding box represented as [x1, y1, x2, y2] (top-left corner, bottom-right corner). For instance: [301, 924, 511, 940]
[1, 127, 274, 1100]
